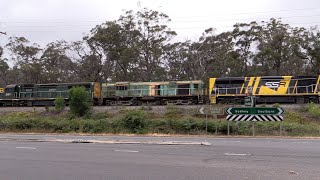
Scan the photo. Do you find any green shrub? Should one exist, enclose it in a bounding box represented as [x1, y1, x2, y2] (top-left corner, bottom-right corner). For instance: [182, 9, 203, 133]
[307, 102, 320, 118]
[121, 110, 147, 133]
[150, 119, 174, 134]
[298, 104, 308, 112]
[285, 111, 306, 124]
[272, 103, 280, 107]
[69, 86, 92, 117]
[54, 96, 65, 113]
[90, 112, 113, 120]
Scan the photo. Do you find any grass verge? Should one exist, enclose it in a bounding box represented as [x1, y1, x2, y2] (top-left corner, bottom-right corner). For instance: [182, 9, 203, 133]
[0, 108, 319, 136]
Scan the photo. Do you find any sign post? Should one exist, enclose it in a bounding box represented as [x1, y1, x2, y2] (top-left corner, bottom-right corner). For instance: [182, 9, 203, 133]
[227, 121, 230, 136]
[226, 107, 284, 136]
[205, 113, 208, 133]
[252, 122, 255, 136]
[199, 106, 224, 134]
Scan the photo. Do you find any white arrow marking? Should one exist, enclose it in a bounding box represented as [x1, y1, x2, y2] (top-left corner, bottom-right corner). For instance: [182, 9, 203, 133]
[277, 108, 284, 115]
[199, 107, 204, 114]
[226, 108, 232, 115]
[16, 147, 37, 150]
[224, 153, 251, 156]
[114, 150, 139, 153]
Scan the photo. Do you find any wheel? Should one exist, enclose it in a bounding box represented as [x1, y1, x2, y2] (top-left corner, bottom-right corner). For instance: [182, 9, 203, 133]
[296, 97, 305, 104]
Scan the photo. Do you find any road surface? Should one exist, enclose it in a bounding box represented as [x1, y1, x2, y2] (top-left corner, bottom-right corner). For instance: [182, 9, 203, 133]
[0, 134, 319, 180]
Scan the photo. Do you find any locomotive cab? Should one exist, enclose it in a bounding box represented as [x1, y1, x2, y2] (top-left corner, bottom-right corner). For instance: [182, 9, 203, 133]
[3, 85, 19, 99]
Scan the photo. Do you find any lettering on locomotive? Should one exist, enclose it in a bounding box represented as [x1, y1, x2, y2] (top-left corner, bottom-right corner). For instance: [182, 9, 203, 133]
[265, 82, 286, 88]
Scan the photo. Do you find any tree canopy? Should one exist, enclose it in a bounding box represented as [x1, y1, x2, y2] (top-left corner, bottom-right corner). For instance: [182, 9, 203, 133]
[1, 8, 320, 87]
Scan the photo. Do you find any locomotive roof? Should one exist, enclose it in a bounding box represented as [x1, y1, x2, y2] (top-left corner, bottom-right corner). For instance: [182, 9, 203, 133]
[105, 80, 204, 86]
[5, 84, 18, 88]
[214, 75, 319, 80]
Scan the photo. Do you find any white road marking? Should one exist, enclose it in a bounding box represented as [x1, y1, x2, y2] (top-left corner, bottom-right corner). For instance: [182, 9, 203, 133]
[114, 150, 139, 153]
[224, 153, 251, 156]
[16, 147, 37, 150]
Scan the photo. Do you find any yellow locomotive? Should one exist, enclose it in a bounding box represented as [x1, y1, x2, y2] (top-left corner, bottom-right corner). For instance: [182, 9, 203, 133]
[209, 76, 320, 104]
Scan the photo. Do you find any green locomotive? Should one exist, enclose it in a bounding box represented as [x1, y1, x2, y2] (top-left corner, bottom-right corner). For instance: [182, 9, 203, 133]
[0, 82, 101, 106]
[102, 80, 205, 105]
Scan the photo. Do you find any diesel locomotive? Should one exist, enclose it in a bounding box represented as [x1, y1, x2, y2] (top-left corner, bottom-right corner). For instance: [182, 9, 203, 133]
[209, 75, 320, 104]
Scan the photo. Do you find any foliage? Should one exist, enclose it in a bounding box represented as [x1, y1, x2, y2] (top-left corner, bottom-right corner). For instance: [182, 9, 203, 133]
[68, 86, 92, 117]
[54, 96, 65, 113]
[120, 110, 147, 133]
[307, 102, 320, 118]
[164, 105, 184, 119]
[272, 103, 280, 107]
[0, 109, 319, 136]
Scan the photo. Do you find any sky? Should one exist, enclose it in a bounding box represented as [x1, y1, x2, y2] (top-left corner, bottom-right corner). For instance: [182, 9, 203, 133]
[0, 0, 320, 46]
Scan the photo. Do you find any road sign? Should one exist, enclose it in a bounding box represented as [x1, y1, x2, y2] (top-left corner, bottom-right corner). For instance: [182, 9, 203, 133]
[199, 107, 205, 114]
[226, 107, 284, 115]
[199, 107, 223, 115]
[226, 115, 283, 121]
[210, 107, 222, 114]
[226, 107, 284, 122]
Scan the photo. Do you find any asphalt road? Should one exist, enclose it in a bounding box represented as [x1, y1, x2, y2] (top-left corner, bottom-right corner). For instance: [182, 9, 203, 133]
[0, 135, 319, 180]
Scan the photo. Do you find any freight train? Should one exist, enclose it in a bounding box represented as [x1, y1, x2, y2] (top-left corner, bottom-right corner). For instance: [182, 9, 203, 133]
[0, 76, 319, 106]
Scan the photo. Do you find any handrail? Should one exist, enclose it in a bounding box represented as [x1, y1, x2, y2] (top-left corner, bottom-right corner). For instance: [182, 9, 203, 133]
[103, 87, 201, 96]
[212, 84, 317, 95]
[19, 90, 92, 98]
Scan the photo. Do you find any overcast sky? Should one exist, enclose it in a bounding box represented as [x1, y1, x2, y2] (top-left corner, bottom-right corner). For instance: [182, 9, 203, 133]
[1, 0, 320, 46]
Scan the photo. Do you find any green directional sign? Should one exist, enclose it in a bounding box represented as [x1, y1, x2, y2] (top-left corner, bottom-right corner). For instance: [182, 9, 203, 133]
[226, 107, 284, 115]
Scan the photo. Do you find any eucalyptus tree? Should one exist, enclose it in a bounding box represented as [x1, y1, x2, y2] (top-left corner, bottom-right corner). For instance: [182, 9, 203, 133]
[86, 8, 176, 82]
[232, 21, 261, 76]
[131, 8, 177, 81]
[0, 45, 11, 86]
[164, 41, 190, 80]
[69, 40, 109, 82]
[85, 21, 137, 81]
[254, 18, 293, 76]
[5, 36, 42, 83]
[303, 27, 320, 75]
[281, 27, 309, 75]
[0, 48, 9, 85]
[40, 41, 75, 83]
[184, 28, 239, 82]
